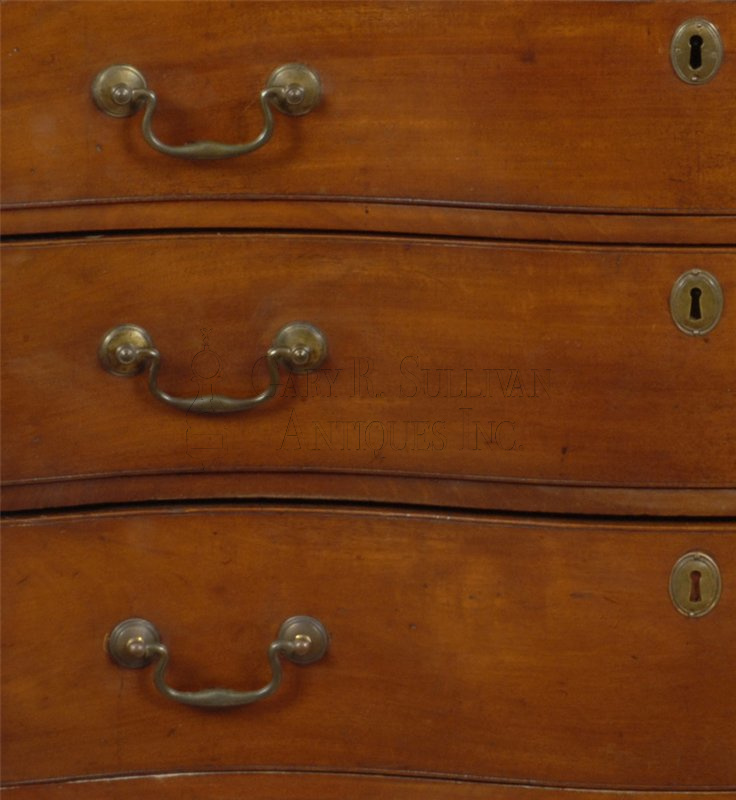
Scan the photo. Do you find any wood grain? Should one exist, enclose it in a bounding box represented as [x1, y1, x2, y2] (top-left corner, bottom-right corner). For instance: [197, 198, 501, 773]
[2, 505, 734, 787]
[2, 234, 734, 511]
[2, 1, 735, 220]
[3, 4, 734, 797]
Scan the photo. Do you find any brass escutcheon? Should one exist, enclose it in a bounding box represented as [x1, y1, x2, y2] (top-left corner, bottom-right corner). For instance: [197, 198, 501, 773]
[669, 552, 722, 618]
[671, 18, 723, 85]
[669, 269, 723, 336]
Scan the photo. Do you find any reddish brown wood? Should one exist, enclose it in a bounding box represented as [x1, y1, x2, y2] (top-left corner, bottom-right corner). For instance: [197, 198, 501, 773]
[2, 506, 734, 787]
[2, 471, 735, 517]
[3, 200, 736, 244]
[2, 234, 734, 510]
[2, 2, 735, 220]
[4, 772, 736, 800]
[2, 4, 734, 795]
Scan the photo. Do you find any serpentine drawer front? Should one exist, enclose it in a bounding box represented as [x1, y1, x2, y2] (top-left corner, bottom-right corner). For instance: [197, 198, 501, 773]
[2, 506, 734, 789]
[2, 235, 734, 513]
[1, 1, 734, 797]
[2, 1, 735, 229]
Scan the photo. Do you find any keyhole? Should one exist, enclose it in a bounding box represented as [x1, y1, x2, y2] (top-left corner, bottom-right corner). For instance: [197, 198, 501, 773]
[689, 570, 702, 603]
[689, 34, 704, 70]
[689, 287, 703, 320]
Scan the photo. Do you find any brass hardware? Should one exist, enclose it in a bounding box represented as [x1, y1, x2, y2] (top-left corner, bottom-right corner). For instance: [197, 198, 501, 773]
[107, 615, 329, 708]
[265, 63, 322, 116]
[671, 18, 723, 85]
[670, 552, 722, 618]
[669, 270, 723, 336]
[99, 322, 328, 413]
[91, 65, 148, 117]
[91, 62, 321, 159]
[271, 321, 328, 374]
[98, 323, 155, 377]
[107, 618, 161, 668]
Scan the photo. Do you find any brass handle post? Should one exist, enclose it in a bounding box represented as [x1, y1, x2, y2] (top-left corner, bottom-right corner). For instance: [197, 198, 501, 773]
[92, 63, 321, 160]
[98, 322, 328, 414]
[107, 616, 329, 709]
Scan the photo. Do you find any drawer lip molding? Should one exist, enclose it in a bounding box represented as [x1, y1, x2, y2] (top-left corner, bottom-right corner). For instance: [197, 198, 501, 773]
[3, 772, 736, 799]
[2, 471, 736, 518]
[3, 506, 735, 787]
[3, 200, 736, 244]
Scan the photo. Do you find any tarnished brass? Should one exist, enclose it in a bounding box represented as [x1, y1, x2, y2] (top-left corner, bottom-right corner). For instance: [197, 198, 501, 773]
[669, 552, 722, 618]
[91, 62, 321, 159]
[98, 323, 154, 377]
[91, 65, 148, 116]
[272, 320, 329, 374]
[265, 63, 323, 116]
[99, 321, 328, 413]
[106, 618, 161, 668]
[107, 615, 329, 708]
[669, 269, 723, 335]
[671, 18, 723, 85]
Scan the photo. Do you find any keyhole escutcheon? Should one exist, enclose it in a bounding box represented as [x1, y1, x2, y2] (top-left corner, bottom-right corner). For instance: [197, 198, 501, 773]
[671, 18, 723, 85]
[670, 552, 722, 618]
[670, 270, 723, 336]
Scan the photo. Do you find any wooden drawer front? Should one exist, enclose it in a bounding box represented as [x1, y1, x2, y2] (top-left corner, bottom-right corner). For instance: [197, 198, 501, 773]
[2, 506, 734, 787]
[2, 1, 735, 216]
[2, 235, 734, 510]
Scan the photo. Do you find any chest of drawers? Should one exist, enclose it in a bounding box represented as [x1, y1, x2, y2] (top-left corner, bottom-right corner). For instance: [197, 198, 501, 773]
[2, 2, 734, 798]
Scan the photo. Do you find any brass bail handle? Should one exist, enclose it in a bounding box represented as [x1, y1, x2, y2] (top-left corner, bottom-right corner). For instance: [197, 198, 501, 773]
[98, 322, 328, 414]
[91, 63, 321, 160]
[107, 616, 329, 708]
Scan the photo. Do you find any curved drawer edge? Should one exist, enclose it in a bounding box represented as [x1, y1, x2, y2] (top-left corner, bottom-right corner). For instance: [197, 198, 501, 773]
[4, 508, 734, 787]
[2, 771, 736, 799]
[3, 200, 736, 245]
[2, 472, 735, 516]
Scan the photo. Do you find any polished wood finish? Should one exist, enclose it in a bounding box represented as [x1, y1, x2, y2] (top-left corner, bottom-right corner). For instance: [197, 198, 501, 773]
[4, 772, 736, 800]
[2, 2, 734, 795]
[2, 234, 734, 511]
[3, 471, 735, 517]
[2, 2, 735, 218]
[3, 506, 734, 787]
[5, 200, 736, 243]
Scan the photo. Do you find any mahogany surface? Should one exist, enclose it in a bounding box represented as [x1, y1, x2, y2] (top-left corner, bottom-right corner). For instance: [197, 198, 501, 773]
[1, 1, 734, 795]
[2, 2, 736, 218]
[2, 505, 734, 788]
[2, 234, 734, 512]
